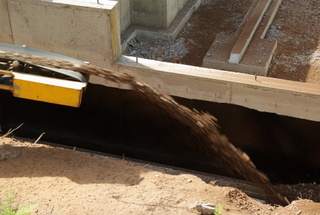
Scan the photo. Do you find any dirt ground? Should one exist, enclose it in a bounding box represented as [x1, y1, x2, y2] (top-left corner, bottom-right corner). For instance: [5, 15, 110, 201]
[1, 137, 320, 215]
[124, 0, 320, 84]
[266, 0, 320, 83]
[1, 1, 320, 214]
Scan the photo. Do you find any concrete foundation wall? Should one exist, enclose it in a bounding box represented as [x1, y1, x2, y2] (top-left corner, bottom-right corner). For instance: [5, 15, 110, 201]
[167, 0, 188, 27]
[113, 56, 320, 122]
[119, 0, 131, 33]
[0, 0, 121, 68]
[130, 0, 188, 28]
[131, 0, 167, 28]
[2, 0, 318, 122]
[0, 0, 13, 44]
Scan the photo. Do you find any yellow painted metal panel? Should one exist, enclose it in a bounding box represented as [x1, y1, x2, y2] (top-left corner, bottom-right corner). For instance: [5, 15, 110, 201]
[0, 69, 13, 76]
[0, 70, 13, 91]
[0, 85, 13, 91]
[13, 73, 86, 107]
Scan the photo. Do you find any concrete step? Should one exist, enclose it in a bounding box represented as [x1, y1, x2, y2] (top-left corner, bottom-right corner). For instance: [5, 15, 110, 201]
[203, 0, 283, 76]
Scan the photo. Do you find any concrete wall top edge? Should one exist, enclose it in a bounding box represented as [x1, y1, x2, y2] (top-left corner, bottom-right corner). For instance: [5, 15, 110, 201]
[39, 0, 117, 10]
[6, 0, 119, 67]
[117, 55, 320, 96]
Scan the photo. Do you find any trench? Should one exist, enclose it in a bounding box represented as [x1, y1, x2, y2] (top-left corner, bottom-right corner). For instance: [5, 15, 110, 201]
[0, 83, 319, 185]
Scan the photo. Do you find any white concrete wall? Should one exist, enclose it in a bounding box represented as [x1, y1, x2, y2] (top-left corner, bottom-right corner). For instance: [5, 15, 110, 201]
[114, 56, 320, 122]
[1, 0, 121, 69]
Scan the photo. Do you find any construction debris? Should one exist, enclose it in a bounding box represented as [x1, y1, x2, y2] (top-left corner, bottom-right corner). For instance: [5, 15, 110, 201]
[190, 201, 217, 215]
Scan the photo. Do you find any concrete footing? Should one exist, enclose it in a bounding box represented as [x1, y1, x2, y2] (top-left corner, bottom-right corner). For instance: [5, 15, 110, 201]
[203, 0, 283, 76]
[228, 0, 272, 64]
[112, 56, 320, 122]
[121, 0, 201, 52]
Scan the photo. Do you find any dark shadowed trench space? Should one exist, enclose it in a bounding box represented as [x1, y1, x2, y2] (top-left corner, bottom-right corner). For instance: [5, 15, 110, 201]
[0, 83, 319, 184]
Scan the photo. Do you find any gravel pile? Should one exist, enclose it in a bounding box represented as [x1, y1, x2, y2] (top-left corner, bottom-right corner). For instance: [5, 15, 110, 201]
[124, 36, 188, 62]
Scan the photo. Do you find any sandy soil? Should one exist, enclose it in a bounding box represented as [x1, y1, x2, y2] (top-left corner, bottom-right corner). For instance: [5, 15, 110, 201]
[266, 0, 320, 83]
[1, 137, 320, 215]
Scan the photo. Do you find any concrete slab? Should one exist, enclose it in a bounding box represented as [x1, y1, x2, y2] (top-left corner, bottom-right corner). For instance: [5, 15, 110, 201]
[203, 0, 282, 76]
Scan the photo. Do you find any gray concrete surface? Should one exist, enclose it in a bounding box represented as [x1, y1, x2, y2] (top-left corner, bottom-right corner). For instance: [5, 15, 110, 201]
[166, 0, 189, 27]
[130, 0, 188, 28]
[1, 0, 121, 68]
[131, 0, 167, 28]
[0, 0, 13, 44]
[119, 0, 131, 33]
[112, 56, 320, 122]
[121, 0, 201, 53]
